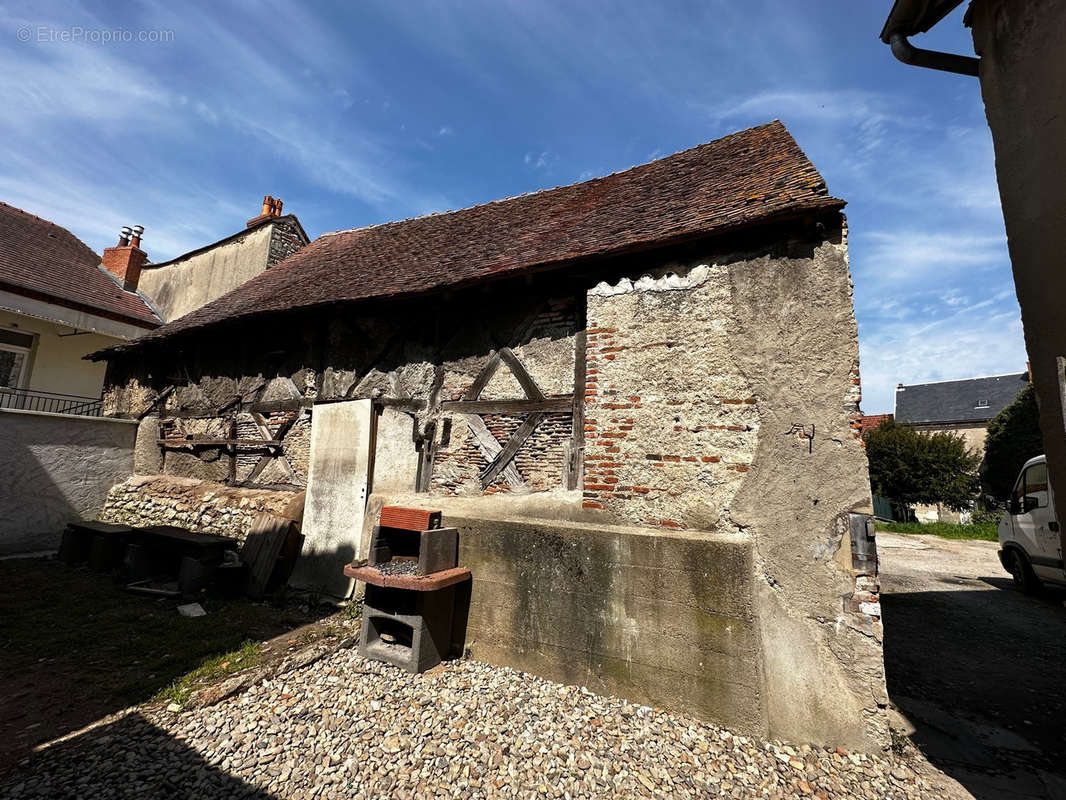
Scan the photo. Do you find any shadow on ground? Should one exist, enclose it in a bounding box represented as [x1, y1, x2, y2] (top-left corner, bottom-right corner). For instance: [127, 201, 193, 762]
[0, 711, 280, 799]
[883, 576, 1066, 799]
[0, 556, 331, 775]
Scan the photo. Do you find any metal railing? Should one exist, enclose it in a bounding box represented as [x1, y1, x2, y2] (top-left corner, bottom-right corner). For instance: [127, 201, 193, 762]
[0, 386, 103, 417]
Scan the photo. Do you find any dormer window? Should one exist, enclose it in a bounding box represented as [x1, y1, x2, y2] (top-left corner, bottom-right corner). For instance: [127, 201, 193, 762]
[976, 399, 989, 408]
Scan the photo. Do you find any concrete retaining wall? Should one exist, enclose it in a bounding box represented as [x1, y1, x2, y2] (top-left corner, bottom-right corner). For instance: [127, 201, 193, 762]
[454, 514, 765, 734]
[357, 493, 764, 733]
[0, 408, 136, 555]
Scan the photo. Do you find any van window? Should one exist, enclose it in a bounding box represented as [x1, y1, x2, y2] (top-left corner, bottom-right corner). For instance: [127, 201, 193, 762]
[1019, 463, 1050, 510]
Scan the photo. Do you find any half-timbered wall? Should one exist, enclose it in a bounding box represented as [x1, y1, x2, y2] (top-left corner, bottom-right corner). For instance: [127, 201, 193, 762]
[103, 289, 583, 497]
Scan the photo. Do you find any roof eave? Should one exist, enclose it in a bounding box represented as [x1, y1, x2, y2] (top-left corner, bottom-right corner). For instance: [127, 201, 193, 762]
[89, 199, 845, 362]
[880, 0, 966, 42]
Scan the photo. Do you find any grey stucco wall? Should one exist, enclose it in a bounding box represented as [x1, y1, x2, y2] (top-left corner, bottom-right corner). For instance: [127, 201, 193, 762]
[723, 233, 885, 748]
[970, 0, 1066, 562]
[0, 409, 136, 554]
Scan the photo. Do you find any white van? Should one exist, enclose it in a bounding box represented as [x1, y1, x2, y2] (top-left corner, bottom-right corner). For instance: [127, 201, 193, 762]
[999, 455, 1066, 591]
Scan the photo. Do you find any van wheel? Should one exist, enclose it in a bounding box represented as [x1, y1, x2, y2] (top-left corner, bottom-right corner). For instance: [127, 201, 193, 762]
[1009, 549, 1041, 594]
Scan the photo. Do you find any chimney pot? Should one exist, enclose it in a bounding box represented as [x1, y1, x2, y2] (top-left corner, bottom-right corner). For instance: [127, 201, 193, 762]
[897, 383, 904, 389]
[102, 225, 147, 290]
[248, 195, 284, 227]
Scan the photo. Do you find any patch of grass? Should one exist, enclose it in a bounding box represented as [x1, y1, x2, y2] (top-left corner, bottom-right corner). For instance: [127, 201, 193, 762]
[876, 521, 998, 541]
[340, 599, 363, 621]
[151, 640, 262, 707]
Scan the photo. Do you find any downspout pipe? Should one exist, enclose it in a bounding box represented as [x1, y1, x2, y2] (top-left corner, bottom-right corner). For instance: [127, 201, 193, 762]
[888, 32, 979, 76]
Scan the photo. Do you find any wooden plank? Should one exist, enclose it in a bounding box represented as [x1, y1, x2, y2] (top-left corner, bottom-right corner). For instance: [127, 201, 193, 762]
[441, 397, 572, 414]
[463, 415, 524, 488]
[464, 351, 501, 400]
[498, 347, 545, 401]
[248, 398, 313, 413]
[157, 438, 283, 447]
[481, 412, 546, 488]
[228, 417, 237, 484]
[242, 513, 293, 599]
[567, 329, 587, 490]
[416, 420, 436, 493]
[376, 397, 427, 411]
[216, 395, 242, 415]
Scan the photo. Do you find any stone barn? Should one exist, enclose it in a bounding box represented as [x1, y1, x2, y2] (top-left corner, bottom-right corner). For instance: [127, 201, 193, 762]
[95, 121, 887, 750]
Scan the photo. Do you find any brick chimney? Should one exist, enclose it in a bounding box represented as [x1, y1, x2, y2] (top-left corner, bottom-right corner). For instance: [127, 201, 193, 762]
[247, 195, 283, 227]
[101, 225, 147, 291]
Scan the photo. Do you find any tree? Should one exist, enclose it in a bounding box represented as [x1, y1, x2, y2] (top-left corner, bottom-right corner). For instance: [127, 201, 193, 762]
[982, 383, 1044, 504]
[864, 420, 981, 511]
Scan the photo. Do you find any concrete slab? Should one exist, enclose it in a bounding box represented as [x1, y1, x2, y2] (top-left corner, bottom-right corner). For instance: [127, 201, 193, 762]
[290, 399, 372, 598]
[371, 407, 419, 494]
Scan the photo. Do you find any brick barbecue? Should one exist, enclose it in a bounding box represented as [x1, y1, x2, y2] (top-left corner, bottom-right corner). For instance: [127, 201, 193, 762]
[343, 507, 471, 673]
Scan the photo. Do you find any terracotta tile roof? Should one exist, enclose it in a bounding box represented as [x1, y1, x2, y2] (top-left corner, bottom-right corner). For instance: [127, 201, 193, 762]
[859, 414, 893, 435]
[0, 201, 160, 328]
[103, 120, 841, 354]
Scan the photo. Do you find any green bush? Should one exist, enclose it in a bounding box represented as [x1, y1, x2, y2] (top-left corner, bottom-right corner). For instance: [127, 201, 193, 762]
[865, 420, 981, 511]
[983, 384, 1043, 504]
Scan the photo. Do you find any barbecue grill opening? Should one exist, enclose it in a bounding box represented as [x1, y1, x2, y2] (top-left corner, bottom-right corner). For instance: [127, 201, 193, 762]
[369, 527, 420, 564]
[366, 524, 459, 577]
[366, 615, 414, 652]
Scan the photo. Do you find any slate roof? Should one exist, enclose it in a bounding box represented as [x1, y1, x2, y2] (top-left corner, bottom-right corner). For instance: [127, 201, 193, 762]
[99, 120, 843, 356]
[0, 201, 160, 328]
[894, 373, 1029, 425]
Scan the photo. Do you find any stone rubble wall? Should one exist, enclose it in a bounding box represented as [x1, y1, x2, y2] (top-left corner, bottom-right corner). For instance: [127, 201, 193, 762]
[582, 263, 759, 528]
[267, 216, 309, 268]
[99, 475, 297, 543]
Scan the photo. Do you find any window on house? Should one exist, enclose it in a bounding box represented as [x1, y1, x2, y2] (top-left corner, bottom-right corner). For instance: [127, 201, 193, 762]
[975, 399, 989, 408]
[0, 328, 34, 389]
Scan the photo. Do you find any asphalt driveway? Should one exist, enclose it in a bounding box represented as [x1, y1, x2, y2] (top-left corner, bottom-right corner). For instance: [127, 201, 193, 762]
[880, 532, 1066, 800]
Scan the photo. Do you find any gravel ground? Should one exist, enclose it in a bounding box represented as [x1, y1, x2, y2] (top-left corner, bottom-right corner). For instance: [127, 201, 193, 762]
[5, 647, 939, 800]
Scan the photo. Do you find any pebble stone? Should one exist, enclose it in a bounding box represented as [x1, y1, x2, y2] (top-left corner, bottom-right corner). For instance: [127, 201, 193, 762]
[3, 650, 937, 799]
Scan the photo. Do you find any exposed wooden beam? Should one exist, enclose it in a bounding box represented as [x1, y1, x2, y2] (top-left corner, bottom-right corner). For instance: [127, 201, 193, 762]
[441, 397, 572, 414]
[463, 414, 525, 488]
[481, 412, 546, 488]
[498, 347, 545, 401]
[464, 350, 501, 400]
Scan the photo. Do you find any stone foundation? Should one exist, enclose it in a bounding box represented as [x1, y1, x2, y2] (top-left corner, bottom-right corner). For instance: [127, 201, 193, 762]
[99, 475, 297, 542]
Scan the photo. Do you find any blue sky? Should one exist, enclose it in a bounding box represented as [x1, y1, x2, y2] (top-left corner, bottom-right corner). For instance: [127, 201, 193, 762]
[0, 0, 1025, 413]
